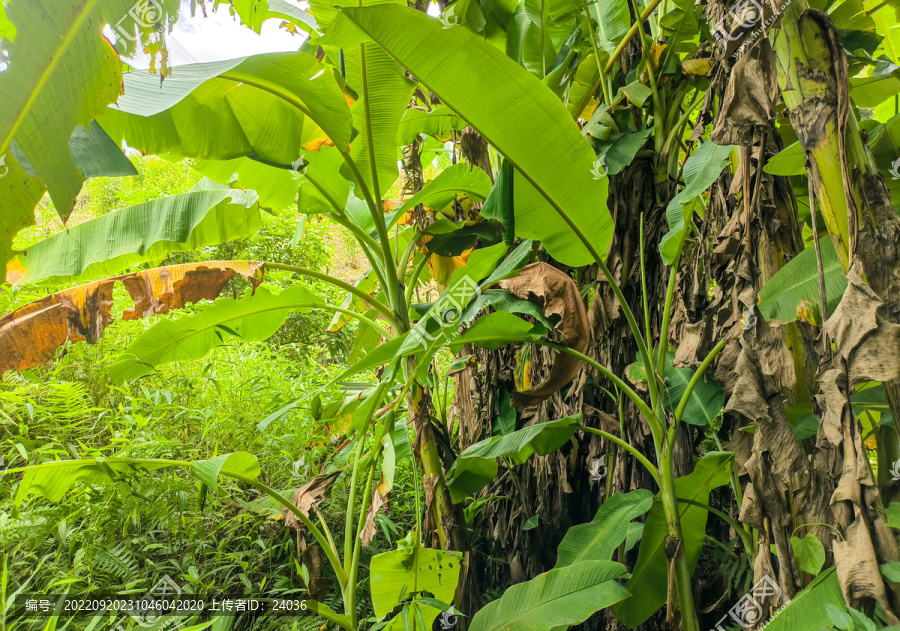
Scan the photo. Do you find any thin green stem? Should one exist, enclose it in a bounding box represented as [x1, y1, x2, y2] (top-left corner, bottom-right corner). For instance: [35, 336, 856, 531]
[673, 338, 728, 426]
[577, 425, 660, 484]
[343, 383, 389, 571]
[655, 250, 681, 378]
[337, 147, 405, 323]
[603, 0, 666, 75]
[639, 213, 652, 346]
[222, 472, 350, 615]
[405, 253, 431, 308]
[265, 263, 396, 327]
[580, 0, 613, 106]
[677, 498, 752, 552]
[297, 167, 391, 294]
[517, 339, 660, 434]
[347, 418, 390, 626]
[398, 230, 425, 281]
[661, 89, 704, 159]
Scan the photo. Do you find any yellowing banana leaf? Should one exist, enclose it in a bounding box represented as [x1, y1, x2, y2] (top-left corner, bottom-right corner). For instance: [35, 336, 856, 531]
[0, 261, 263, 376]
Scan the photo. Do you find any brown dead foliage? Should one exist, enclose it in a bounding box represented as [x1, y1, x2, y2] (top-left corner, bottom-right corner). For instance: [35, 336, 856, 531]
[0, 261, 263, 376]
[499, 262, 590, 408]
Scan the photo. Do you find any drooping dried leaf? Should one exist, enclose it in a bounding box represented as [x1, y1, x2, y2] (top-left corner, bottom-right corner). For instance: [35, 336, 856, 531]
[825, 266, 900, 388]
[360, 482, 386, 548]
[500, 263, 589, 408]
[0, 261, 263, 376]
[710, 41, 779, 146]
[121, 261, 263, 320]
[834, 518, 900, 625]
[283, 471, 342, 546]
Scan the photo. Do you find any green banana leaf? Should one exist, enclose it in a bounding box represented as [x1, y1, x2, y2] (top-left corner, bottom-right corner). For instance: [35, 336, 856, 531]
[0, 0, 175, 222]
[191, 452, 261, 493]
[109, 285, 327, 382]
[764, 141, 805, 176]
[335, 43, 416, 199]
[627, 350, 725, 426]
[588, 0, 630, 56]
[98, 53, 353, 164]
[397, 163, 493, 214]
[213, 0, 319, 34]
[398, 105, 466, 145]
[446, 415, 581, 502]
[11, 452, 259, 507]
[554, 489, 654, 568]
[191, 158, 300, 211]
[7, 187, 262, 286]
[748, 569, 842, 631]
[758, 237, 847, 325]
[369, 546, 461, 627]
[659, 141, 733, 264]
[340, 4, 613, 267]
[613, 451, 732, 627]
[469, 560, 631, 631]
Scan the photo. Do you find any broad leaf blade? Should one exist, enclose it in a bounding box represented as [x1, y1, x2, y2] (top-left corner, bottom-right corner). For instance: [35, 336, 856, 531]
[99, 53, 353, 163]
[659, 141, 733, 264]
[109, 285, 326, 382]
[7, 188, 262, 285]
[758, 237, 848, 325]
[398, 163, 493, 214]
[446, 415, 580, 502]
[469, 560, 631, 631]
[191, 452, 261, 492]
[555, 489, 654, 568]
[341, 4, 614, 267]
[613, 451, 732, 627]
[0, 0, 163, 222]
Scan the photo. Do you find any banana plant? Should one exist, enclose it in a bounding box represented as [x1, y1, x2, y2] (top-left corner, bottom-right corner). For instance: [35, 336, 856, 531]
[9, 0, 896, 627]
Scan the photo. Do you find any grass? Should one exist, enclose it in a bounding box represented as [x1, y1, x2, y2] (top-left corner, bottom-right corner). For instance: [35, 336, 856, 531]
[0, 156, 421, 631]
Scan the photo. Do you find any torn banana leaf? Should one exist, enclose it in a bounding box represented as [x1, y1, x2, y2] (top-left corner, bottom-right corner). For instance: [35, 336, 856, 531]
[0, 261, 263, 376]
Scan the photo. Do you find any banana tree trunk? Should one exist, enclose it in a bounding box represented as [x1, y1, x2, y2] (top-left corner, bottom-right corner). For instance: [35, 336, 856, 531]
[766, 4, 900, 617]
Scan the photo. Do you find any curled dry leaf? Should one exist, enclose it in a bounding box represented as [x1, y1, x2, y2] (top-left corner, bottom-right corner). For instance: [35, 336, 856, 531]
[284, 470, 342, 547]
[825, 265, 900, 388]
[499, 263, 589, 408]
[815, 265, 900, 621]
[0, 261, 263, 376]
[360, 480, 387, 548]
[710, 41, 779, 146]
